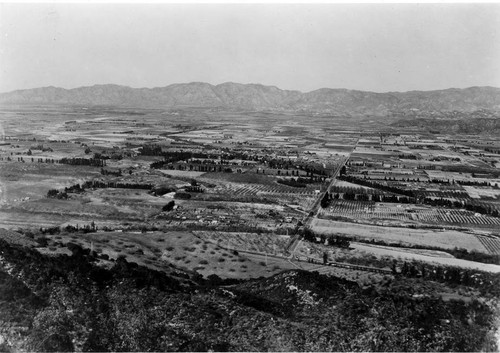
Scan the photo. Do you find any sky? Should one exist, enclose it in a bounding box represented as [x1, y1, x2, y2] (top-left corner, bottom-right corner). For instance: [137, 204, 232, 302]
[0, 3, 499, 93]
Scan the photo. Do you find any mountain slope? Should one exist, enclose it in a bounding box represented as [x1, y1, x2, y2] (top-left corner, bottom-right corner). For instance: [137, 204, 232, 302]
[1, 83, 500, 115]
[1, 236, 498, 352]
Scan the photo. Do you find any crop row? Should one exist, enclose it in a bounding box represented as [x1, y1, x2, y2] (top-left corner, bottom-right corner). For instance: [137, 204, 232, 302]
[476, 236, 500, 255]
[194, 231, 289, 254]
[0, 212, 64, 229]
[416, 211, 500, 226]
[321, 200, 500, 226]
[320, 200, 412, 221]
[417, 190, 470, 200]
[224, 182, 318, 196]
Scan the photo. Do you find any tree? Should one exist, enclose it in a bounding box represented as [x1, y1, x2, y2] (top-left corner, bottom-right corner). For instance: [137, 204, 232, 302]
[207, 274, 222, 286]
[321, 192, 330, 208]
[162, 201, 175, 212]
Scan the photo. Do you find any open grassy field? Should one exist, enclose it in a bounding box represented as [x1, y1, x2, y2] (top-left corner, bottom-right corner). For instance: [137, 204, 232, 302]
[310, 219, 489, 252]
[351, 242, 500, 273]
[295, 239, 500, 273]
[159, 169, 206, 178]
[0, 162, 100, 203]
[0, 210, 71, 229]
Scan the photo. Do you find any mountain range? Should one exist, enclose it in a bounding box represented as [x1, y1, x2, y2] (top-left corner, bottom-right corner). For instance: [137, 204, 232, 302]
[1, 82, 500, 116]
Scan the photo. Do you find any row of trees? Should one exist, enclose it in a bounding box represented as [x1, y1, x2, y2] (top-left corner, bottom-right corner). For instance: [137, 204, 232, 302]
[338, 175, 500, 217]
[277, 176, 324, 188]
[47, 180, 155, 199]
[141, 143, 333, 175]
[398, 154, 418, 159]
[339, 175, 415, 197]
[335, 192, 415, 203]
[422, 197, 500, 217]
[185, 185, 204, 192]
[59, 157, 106, 167]
[299, 227, 500, 293]
[0, 156, 58, 163]
[81, 180, 153, 190]
[456, 179, 499, 187]
[302, 228, 351, 248]
[38, 222, 98, 235]
[100, 168, 124, 176]
[398, 260, 500, 295]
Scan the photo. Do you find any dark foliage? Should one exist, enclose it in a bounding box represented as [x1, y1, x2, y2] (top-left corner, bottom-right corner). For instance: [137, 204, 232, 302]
[0, 239, 498, 352]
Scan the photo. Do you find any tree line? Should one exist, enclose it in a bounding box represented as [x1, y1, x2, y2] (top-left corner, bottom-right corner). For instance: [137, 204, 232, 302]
[47, 180, 154, 199]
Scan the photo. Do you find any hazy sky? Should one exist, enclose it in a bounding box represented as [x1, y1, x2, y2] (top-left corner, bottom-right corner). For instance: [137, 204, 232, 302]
[1, 3, 499, 93]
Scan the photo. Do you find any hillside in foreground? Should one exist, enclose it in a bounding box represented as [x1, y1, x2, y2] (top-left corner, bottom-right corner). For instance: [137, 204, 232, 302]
[0, 236, 499, 352]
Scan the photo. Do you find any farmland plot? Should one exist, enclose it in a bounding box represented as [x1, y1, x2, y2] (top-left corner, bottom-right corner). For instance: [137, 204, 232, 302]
[11, 198, 143, 219]
[294, 240, 500, 274]
[0, 210, 74, 229]
[463, 186, 500, 199]
[194, 231, 290, 256]
[310, 219, 489, 253]
[0, 193, 157, 230]
[159, 169, 206, 178]
[196, 177, 317, 209]
[222, 181, 318, 196]
[0, 162, 100, 202]
[320, 199, 500, 228]
[476, 236, 500, 255]
[45, 230, 285, 279]
[352, 243, 500, 273]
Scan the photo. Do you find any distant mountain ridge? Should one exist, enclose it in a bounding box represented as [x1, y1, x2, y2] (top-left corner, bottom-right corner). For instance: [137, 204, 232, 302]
[1, 82, 500, 115]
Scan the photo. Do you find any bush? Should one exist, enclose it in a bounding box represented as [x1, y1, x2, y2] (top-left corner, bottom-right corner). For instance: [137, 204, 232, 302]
[174, 192, 191, 200]
[36, 237, 49, 247]
[207, 274, 222, 285]
[162, 200, 175, 212]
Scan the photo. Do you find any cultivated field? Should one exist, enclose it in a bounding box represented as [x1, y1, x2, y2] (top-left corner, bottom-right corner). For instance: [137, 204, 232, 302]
[310, 219, 489, 253]
[40, 230, 290, 279]
[2, 104, 500, 286]
[319, 199, 500, 228]
[193, 231, 290, 256]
